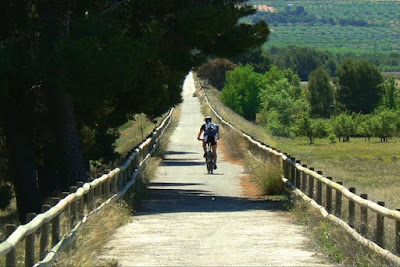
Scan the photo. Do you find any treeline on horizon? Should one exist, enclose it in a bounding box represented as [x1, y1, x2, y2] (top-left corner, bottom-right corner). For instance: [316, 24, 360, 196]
[246, 0, 400, 71]
[196, 48, 400, 144]
[0, 0, 270, 223]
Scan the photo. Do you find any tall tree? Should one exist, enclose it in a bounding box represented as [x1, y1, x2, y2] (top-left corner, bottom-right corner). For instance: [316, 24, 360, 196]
[0, 0, 270, 222]
[379, 76, 399, 110]
[337, 59, 384, 114]
[220, 65, 264, 120]
[197, 58, 237, 90]
[0, 0, 42, 222]
[308, 66, 335, 118]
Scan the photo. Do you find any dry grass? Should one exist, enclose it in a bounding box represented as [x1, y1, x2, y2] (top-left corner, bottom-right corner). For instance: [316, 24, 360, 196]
[115, 113, 166, 156]
[292, 200, 391, 266]
[219, 127, 247, 160]
[244, 153, 284, 196]
[54, 203, 131, 266]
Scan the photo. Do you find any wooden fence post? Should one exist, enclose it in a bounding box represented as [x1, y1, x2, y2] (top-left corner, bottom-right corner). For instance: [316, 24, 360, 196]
[60, 191, 70, 233]
[290, 157, 296, 185]
[360, 194, 368, 236]
[316, 171, 323, 205]
[284, 154, 290, 179]
[335, 182, 343, 218]
[104, 178, 110, 199]
[308, 167, 315, 199]
[88, 182, 95, 211]
[51, 197, 61, 247]
[376, 201, 385, 248]
[135, 152, 140, 170]
[6, 224, 17, 267]
[25, 213, 36, 267]
[40, 205, 51, 260]
[396, 208, 400, 254]
[282, 153, 287, 178]
[295, 160, 301, 188]
[111, 173, 118, 193]
[76, 182, 85, 219]
[123, 168, 128, 186]
[117, 170, 123, 190]
[70, 186, 78, 229]
[326, 177, 333, 213]
[301, 164, 308, 192]
[348, 188, 356, 228]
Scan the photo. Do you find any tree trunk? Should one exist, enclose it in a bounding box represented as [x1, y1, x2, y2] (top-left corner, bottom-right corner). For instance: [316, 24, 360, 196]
[47, 86, 87, 190]
[4, 103, 41, 223]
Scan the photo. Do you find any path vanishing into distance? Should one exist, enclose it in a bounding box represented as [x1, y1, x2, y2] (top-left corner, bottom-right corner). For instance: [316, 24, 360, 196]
[100, 72, 334, 266]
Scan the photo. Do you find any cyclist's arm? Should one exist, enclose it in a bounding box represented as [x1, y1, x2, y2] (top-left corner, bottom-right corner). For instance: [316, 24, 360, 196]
[197, 129, 204, 140]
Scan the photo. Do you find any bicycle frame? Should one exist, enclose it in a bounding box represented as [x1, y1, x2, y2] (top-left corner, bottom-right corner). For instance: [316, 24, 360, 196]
[205, 142, 214, 174]
[199, 138, 215, 174]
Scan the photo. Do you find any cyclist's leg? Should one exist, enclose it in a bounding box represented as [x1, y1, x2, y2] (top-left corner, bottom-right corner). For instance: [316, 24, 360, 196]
[202, 136, 207, 157]
[211, 143, 217, 168]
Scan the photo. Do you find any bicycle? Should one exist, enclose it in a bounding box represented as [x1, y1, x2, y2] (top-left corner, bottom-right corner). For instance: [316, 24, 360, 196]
[199, 139, 215, 174]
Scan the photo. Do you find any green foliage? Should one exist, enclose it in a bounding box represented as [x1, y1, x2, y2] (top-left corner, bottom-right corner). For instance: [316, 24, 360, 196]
[308, 66, 335, 118]
[269, 46, 337, 80]
[379, 77, 399, 110]
[371, 109, 398, 142]
[337, 59, 384, 114]
[232, 47, 271, 73]
[220, 65, 264, 121]
[294, 116, 329, 144]
[357, 114, 375, 142]
[196, 58, 237, 90]
[331, 112, 356, 142]
[257, 67, 309, 137]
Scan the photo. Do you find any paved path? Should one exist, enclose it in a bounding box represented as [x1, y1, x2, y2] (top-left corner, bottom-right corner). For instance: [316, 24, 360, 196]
[100, 72, 333, 266]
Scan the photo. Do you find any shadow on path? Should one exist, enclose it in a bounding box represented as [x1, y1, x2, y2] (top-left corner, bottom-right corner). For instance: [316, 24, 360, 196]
[134, 182, 286, 216]
[165, 151, 198, 155]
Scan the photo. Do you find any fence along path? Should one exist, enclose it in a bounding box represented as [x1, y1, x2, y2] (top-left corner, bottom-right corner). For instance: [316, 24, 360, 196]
[99, 72, 332, 266]
[202, 80, 400, 265]
[0, 107, 174, 267]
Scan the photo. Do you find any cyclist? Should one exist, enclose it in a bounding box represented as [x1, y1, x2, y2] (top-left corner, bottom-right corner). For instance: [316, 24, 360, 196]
[197, 116, 219, 169]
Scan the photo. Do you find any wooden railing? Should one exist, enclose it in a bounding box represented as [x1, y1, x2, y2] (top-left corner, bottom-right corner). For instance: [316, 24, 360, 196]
[201, 87, 400, 265]
[0, 108, 174, 267]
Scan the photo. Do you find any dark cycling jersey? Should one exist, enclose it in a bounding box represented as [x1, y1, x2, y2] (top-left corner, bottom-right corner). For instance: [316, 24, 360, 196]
[200, 124, 218, 145]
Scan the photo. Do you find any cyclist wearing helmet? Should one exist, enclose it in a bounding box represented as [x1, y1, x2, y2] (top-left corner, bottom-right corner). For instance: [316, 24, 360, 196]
[197, 116, 219, 169]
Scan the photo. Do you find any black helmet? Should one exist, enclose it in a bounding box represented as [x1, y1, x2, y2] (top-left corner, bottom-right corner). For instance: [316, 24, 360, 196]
[205, 116, 212, 122]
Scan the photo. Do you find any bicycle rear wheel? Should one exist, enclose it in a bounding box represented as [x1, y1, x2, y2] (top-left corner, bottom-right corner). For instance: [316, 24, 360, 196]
[206, 152, 214, 174]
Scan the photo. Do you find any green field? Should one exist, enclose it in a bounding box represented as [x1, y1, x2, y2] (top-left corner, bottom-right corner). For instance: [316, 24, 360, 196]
[247, 0, 400, 61]
[274, 137, 400, 209]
